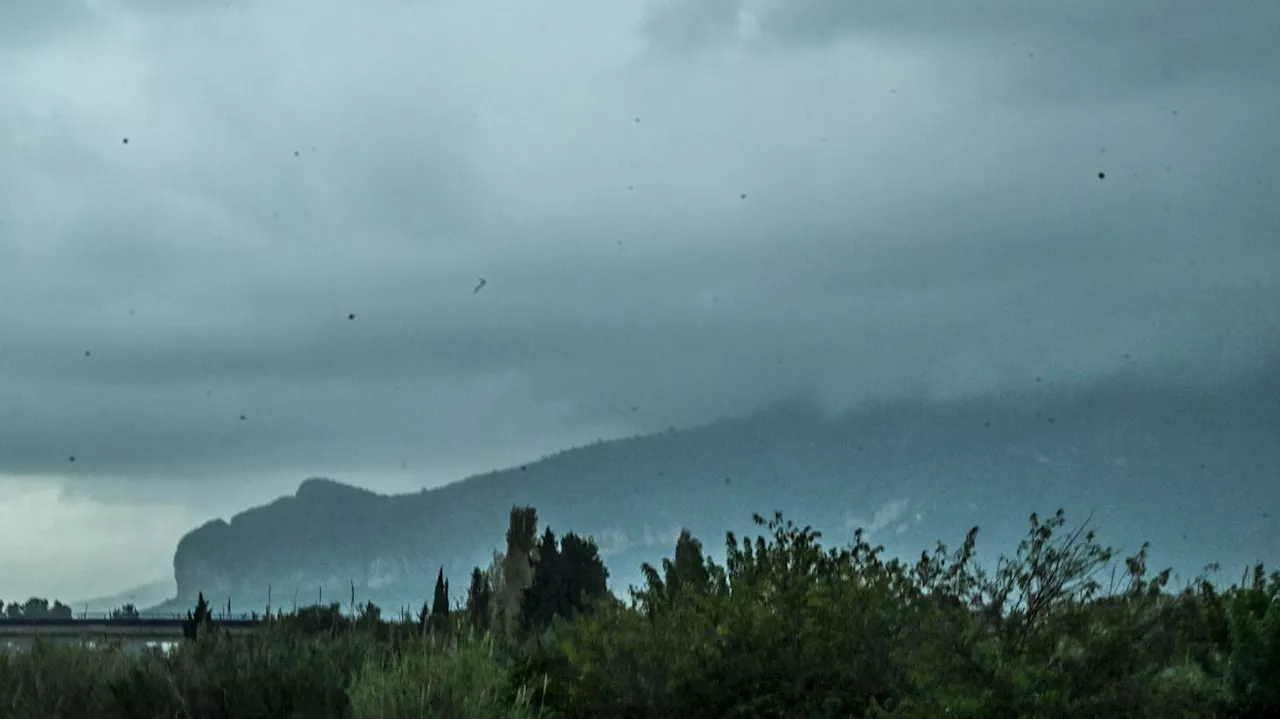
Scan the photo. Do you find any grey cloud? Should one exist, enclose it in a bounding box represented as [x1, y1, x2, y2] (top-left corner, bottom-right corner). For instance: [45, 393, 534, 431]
[1, 0, 1278, 511]
[644, 0, 745, 57]
[646, 0, 1280, 104]
[0, 2, 93, 48]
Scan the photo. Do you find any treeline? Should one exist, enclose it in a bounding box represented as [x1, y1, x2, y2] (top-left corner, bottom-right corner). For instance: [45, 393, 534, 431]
[0, 598, 74, 620]
[2, 504, 1279, 719]
[0, 600, 142, 620]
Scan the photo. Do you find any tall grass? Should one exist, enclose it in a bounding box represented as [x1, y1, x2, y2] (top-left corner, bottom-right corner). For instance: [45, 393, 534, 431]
[0, 622, 541, 719]
[348, 630, 544, 719]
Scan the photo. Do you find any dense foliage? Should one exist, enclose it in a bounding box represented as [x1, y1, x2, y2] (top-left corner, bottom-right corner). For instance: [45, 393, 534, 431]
[0, 597, 74, 619]
[1, 504, 1277, 718]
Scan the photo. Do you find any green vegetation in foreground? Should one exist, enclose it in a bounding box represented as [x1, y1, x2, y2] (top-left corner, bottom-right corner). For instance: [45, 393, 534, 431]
[1, 505, 1278, 718]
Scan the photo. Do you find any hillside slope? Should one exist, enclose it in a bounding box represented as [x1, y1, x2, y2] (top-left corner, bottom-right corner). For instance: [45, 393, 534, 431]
[153, 368, 1280, 615]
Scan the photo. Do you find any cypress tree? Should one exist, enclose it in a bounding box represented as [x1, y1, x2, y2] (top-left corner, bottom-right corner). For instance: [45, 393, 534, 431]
[467, 566, 493, 632]
[431, 567, 449, 633]
[522, 527, 563, 631]
[183, 592, 213, 640]
[501, 506, 538, 622]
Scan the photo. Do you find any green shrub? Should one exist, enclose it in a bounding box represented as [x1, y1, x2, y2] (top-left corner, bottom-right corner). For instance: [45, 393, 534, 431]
[3, 507, 1277, 719]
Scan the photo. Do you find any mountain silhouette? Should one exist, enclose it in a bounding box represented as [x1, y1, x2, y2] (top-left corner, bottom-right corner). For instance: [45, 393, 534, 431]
[151, 367, 1279, 614]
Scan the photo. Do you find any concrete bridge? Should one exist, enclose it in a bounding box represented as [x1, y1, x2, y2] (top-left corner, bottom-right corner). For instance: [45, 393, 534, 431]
[0, 618, 263, 651]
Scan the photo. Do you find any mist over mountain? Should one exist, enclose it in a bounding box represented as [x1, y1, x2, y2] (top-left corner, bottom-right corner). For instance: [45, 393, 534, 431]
[71, 579, 175, 615]
[152, 367, 1279, 615]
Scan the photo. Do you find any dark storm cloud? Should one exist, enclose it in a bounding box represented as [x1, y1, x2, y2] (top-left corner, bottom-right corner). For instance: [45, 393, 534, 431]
[647, 0, 1280, 102]
[1, 0, 1278, 508]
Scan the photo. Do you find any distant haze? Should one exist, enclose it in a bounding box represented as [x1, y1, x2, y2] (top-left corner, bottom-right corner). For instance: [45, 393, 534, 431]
[1, 0, 1277, 600]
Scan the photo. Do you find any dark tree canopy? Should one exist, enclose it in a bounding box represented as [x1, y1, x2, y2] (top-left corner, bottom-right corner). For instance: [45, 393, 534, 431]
[522, 527, 609, 631]
[466, 566, 493, 632]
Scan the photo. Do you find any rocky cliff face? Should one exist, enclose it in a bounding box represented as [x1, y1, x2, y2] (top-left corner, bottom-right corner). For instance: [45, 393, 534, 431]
[170, 479, 472, 612]
[157, 369, 1280, 615]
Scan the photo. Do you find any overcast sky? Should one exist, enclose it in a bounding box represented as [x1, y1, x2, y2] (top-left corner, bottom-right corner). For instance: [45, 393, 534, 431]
[2, 0, 1278, 601]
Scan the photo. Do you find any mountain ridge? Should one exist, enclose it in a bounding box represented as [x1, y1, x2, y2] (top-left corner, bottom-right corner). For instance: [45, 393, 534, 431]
[150, 366, 1279, 614]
